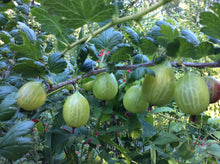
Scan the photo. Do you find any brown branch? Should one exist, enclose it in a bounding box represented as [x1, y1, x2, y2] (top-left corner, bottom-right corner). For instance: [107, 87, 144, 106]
[46, 61, 220, 94]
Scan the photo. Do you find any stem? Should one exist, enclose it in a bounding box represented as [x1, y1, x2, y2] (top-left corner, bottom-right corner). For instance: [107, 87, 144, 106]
[61, 0, 174, 56]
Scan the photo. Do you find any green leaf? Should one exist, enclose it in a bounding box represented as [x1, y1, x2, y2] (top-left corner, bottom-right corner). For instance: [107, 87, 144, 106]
[0, 86, 18, 100]
[166, 37, 195, 58]
[170, 122, 185, 133]
[14, 58, 47, 77]
[43, 0, 114, 29]
[0, 121, 34, 161]
[17, 22, 36, 43]
[0, 92, 18, 121]
[212, 131, 220, 139]
[206, 145, 220, 157]
[194, 42, 214, 59]
[127, 67, 155, 83]
[0, 31, 12, 44]
[151, 107, 174, 114]
[153, 132, 180, 145]
[98, 135, 131, 162]
[76, 44, 89, 68]
[137, 114, 157, 138]
[200, 3, 220, 40]
[157, 25, 179, 45]
[110, 43, 133, 62]
[123, 26, 139, 45]
[31, 7, 62, 35]
[181, 30, 199, 47]
[91, 27, 123, 50]
[48, 52, 67, 73]
[178, 142, 194, 160]
[9, 31, 43, 60]
[139, 38, 158, 56]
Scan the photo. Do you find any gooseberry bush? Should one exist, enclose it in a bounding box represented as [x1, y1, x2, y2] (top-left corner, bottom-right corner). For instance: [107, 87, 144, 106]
[0, 0, 220, 163]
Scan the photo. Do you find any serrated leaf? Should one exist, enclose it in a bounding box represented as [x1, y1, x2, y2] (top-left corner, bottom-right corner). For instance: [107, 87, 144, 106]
[194, 42, 214, 59]
[43, 0, 114, 29]
[153, 132, 180, 145]
[0, 86, 18, 100]
[157, 25, 179, 46]
[88, 43, 99, 60]
[137, 114, 157, 138]
[0, 121, 34, 161]
[79, 59, 96, 72]
[9, 31, 43, 60]
[31, 7, 62, 35]
[0, 31, 12, 44]
[139, 38, 158, 55]
[17, 21, 36, 43]
[14, 58, 47, 77]
[170, 122, 185, 133]
[206, 145, 220, 157]
[200, 3, 220, 40]
[151, 107, 174, 114]
[110, 43, 133, 62]
[48, 52, 67, 73]
[0, 92, 18, 121]
[178, 142, 194, 160]
[77, 44, 89, 68]
[127, 67, 154, 83]
[124, 26, 139, 45]
[91, 28, 123, 50]
[213, 131, 220, 139]
[166, 37, 195, 58]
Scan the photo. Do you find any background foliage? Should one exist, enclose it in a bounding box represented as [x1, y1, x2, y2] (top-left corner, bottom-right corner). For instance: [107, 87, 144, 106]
[0, 0, 220, 163]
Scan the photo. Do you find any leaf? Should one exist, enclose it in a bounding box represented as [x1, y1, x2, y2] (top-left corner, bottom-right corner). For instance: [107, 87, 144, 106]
[153, 132, 180, 145]
[124, 26, 139, 45]
[9, 31, 43, 60]
[0, 86, 18, 100]
[0, 31, 12, 44]
[76, 44, 89, 68]
[200, 3, 220, 40]
[17, 21, 36, 43]
[127, 67, 155, 83]
[194, 42, 214, 59]
[178, 142, 194, 160]
[151, 107, 174, 114]
[98, 135, 131, 162]
[212, 131, 220, 139]
[31, 7, 62, 35]
[139, 38, 158, 56]
[110, 43, 133, 62]
[206, 145, 220, 157]
[157, 25, 179, 46]
[43, 0, 114, 29]
[79, 59, 96, 72]
[137, 114, 157, 138]
[91, 28, 123, 50]
[88, 43, 99, 60]
[0, 92, 18, 121]
[170, 122, 185, 133]
[0, 121, 34, 161]
[48, 52, 67, 73]
[14, 58, 47, 77]
[166, 37, 195, 58]
[181, 30, 199, 47]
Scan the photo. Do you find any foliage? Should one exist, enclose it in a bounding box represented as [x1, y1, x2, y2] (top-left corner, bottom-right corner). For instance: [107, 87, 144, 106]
[0, 0, 220, 163]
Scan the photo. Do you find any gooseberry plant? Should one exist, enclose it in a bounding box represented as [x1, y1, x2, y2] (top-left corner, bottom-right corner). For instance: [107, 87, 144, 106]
[0, 0, 220, 163]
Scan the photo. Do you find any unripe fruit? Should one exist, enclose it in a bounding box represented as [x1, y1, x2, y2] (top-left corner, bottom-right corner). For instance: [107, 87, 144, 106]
[63, 91, 90, 128]
[203, 76, 220, 104]
[142, 61, 175, 106]
[174, 72, 209, 115]
[17, 81, 47, 111]
[123, 85, 149, 113]
[82, 80, 94, 92]
[93, 72, 118, 101]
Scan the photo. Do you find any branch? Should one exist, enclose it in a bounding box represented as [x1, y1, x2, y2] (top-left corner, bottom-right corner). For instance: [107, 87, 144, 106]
[61, 0, 174, 55]
[46, 61, 220, 93]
